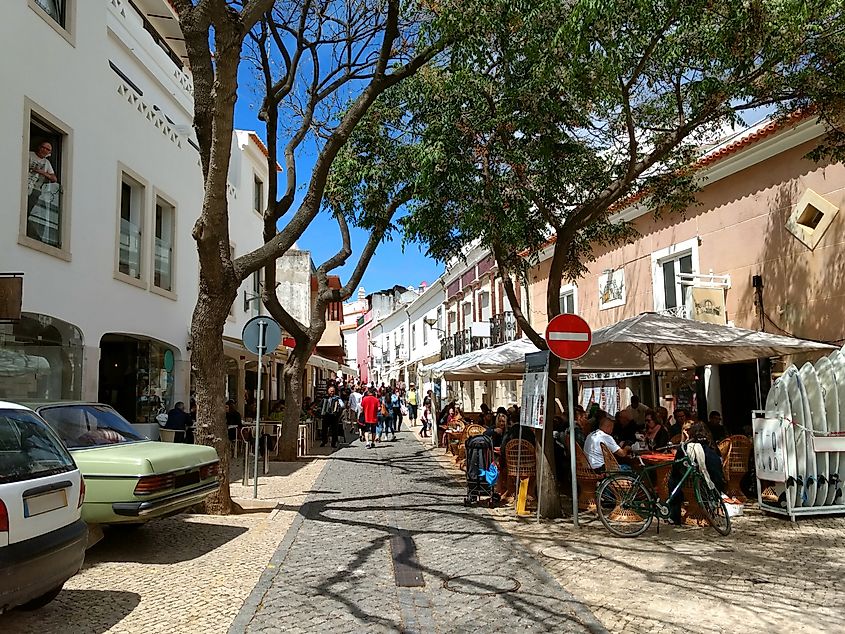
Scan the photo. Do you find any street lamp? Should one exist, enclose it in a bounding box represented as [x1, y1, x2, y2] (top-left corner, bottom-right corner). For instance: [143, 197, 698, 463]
[423, 316, 446, 336]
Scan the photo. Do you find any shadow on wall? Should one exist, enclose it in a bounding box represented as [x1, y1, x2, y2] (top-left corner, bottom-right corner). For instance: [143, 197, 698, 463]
[738, 177, 845, 349]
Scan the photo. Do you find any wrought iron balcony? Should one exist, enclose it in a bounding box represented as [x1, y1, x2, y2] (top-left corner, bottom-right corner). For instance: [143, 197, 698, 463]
[490, 311, 519, 346]
[440, 330, 491, 359]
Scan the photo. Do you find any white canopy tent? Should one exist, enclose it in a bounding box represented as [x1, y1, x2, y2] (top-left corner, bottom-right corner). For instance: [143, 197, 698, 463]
[420, 313, 835, 385]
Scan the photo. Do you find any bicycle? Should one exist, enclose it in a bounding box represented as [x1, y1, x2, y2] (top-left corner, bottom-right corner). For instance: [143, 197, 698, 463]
[594, 444, 731, 537]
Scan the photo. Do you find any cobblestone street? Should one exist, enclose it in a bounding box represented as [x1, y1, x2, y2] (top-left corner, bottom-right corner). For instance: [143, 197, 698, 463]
[233, 430, 603, 633]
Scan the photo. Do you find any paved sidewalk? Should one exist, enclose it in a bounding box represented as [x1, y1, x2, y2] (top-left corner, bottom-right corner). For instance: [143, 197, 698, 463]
[232, 431, 604, 633]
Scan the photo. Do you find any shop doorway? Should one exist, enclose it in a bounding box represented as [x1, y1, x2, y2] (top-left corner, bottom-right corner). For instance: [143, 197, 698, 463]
[718, 361, 760, 435]
[99, 334, 175, 423]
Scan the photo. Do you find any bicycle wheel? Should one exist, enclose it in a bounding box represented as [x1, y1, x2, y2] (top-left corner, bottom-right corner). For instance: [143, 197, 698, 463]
[596, 474, 654, 537]
[693, 477, 731, 536]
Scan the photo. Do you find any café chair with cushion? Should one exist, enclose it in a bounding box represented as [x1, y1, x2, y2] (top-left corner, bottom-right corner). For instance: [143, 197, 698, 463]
[159, 428, 178, 443]
[719, 434, 752, 502]
[575, 444, 601, 512]
[465, 424, 485, 439]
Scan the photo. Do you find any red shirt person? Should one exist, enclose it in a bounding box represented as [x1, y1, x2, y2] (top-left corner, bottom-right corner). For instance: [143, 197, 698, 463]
[360, 389, 380, 448]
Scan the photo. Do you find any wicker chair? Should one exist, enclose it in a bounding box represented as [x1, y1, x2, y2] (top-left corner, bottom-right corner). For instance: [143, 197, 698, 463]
[720, 434, 752, 501]
[600, 443, 622, 473]
[445, 421, 465, 456]
[465, 424, 486, 439]
[575, 444, 602, 512]
[505, 439, 536, 500]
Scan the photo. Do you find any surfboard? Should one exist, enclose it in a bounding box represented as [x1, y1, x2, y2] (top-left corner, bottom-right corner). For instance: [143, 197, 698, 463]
[800, 362, 828, 506]
[765, 378, 796, 508]
[795, 366, 818, 507]
[785, 366, 809, 507]
[816, 356, 839, 505]
[830, 349, 845, 505]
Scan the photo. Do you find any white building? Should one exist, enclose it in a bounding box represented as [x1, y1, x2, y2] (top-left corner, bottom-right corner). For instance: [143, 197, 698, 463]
[341, 288, 368, 370]
[367, 282, 445, 395]
[0, 0, 270, 423]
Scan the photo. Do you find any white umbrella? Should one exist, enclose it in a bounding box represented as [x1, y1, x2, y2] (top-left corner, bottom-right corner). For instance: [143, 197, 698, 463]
[419, 337, 539, 380]
[578, 312, 835, 405]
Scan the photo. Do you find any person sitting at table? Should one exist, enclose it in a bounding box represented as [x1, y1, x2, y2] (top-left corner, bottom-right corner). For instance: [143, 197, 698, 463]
[643, 410, 670, 450]
[584, 416, 630, 472]
[485, 412, 508, 448]
[707, 410, 727, 443]
[613, 410, 638, 445]
[669, 408, 689, 437]
[667, 422, 726, 524]
[165, 401, 192, 443]
[436, 401, 456, 446]
[226, 400, 243, 442]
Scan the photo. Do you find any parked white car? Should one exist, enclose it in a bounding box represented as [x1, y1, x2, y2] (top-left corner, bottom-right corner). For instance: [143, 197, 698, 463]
[0, 402, 87, 612]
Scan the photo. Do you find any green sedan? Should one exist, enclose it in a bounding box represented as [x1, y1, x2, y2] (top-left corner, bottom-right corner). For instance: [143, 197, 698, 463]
[34, 403, 220, 526]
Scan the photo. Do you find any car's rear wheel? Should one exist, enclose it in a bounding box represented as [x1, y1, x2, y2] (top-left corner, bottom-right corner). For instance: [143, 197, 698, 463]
[17, 584, 63, 611]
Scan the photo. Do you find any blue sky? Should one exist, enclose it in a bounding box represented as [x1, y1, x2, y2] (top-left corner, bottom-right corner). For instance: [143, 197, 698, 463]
[233, 90, 443, 295]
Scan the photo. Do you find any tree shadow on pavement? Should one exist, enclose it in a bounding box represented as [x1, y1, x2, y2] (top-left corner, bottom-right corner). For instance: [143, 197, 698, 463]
[0, 589, 141, 633]
[84, 517, 248, 565]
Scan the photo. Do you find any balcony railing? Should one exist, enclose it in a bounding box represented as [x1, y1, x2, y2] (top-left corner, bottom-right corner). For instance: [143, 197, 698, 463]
[658, 304, 691, 319]
[490, 311, 519, 346]
[440, 330, 491, 359]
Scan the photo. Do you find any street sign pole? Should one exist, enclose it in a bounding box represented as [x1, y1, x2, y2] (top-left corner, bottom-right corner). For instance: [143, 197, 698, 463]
[253, 319, 266, 499]
[544, 313, 593, 529]
[537, 413, 545, 524]
[567, 360, 578, 528]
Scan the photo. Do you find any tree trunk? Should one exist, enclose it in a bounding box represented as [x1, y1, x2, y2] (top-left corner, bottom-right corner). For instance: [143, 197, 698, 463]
[278, 351, 307, 461]
[536, 354, 562, 519]
[192, 285, 236, 514]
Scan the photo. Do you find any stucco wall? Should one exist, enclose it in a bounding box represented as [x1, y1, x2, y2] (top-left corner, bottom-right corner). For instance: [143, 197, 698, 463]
[529, 136, 845, 343]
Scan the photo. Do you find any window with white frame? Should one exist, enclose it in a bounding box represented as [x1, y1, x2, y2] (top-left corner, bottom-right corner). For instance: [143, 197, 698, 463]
[411, 324, 416, 350]
[559, 284, 577, 314]
[398, 327, 404, 358]
[651, 238, 699, 313]
[154, 198, 175, 292]
[25, 113, 67, 251]
[118, 173, 145, 280]
[423, 318, 429, 346]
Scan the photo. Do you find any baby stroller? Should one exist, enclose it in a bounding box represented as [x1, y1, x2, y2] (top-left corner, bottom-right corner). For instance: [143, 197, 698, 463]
[464, 434, 499, 507]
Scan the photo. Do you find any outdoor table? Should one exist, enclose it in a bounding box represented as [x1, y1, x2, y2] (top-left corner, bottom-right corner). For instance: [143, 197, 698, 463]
[443, 429, 463, 455]
[260, 422, 283, 457]
[637, 452, 675, 501]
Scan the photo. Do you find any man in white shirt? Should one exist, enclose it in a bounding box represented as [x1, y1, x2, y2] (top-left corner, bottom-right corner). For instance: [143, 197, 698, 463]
[584, 416, 630, 470]
[624, 395, 649, 428]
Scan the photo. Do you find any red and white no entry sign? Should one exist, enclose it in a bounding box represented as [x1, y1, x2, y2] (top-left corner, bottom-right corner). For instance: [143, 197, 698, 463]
[545, 313, 592, 360]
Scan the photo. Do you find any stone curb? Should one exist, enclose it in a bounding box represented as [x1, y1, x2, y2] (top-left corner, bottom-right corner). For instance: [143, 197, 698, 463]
[228, 455, 334, 634]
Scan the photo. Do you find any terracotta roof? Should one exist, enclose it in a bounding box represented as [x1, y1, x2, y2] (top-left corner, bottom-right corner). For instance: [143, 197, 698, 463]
[248, 132, 283, 172]
[523, 109, 815, 255]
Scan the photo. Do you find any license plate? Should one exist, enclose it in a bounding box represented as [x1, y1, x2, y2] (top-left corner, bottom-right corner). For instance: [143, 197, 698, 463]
[174, 471, 200, 489]
[24, 489, 68, 518]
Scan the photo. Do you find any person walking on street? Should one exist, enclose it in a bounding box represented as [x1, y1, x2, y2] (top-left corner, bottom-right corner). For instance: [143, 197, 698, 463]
[391, 387, 403, 433]
[348, 386, 363, 440]
[320, 386, 343, 448]
[407, 384, 418, 427]
[379, 389, 396, 442]
[361, 387, 380, 448]
[420, 401, 433, 437]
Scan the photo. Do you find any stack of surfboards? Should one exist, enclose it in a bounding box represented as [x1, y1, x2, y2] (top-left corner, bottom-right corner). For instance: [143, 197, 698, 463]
[764, 347, 845, 509]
